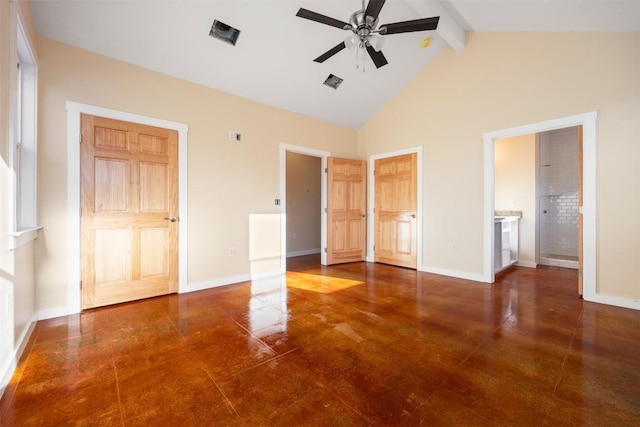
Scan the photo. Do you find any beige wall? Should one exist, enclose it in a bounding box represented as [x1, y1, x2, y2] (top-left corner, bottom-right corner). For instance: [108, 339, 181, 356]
[358, 32, 640, 301]
[286, 152, 321, 256]
[495, 134, 536, 265]
[35, 37, 357, 312]
[1, 0, 38, 393]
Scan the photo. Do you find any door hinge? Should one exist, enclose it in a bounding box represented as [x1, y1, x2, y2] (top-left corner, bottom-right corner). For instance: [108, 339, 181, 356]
[325, 167, 328, 173]
[79, 133, 83, 144]
[324, 248, 327, 253]
[325, 207, 327, 213]
[80, 280, 82, 289]
[578, 269, 583, 278]
[373, 169, 376, 176]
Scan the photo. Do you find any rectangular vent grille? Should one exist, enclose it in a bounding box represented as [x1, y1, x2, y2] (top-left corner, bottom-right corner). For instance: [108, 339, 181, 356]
[209, 20, 240, 46]
[323, 74, 344, 90]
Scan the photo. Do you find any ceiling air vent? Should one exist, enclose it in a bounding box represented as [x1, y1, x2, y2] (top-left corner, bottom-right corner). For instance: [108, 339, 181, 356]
[323, 74, 343, 90]
[209, 20, 240, 46]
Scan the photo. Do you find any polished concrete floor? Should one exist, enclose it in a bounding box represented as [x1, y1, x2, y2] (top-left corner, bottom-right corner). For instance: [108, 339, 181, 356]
[1, 256, 638, 426]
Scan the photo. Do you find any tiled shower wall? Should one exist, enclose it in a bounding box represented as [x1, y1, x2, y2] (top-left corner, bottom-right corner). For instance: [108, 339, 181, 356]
[539, 127, 579, 259]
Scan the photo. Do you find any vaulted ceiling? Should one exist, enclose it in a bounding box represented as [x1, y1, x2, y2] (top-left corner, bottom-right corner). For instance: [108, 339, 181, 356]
[30, 0, 640, 129]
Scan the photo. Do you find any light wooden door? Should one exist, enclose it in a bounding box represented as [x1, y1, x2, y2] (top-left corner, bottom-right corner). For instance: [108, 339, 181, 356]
[327, 157, 366, 264]
[578, 125, 584, 295]
[375, 153, 417, 269]
[81, 114, 178, 309]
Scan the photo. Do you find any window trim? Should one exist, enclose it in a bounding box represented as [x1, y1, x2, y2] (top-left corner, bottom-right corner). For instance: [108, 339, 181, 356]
[10, 10, 40, 250]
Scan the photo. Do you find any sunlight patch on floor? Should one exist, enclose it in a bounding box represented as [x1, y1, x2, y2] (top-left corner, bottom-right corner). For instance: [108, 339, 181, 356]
[286, 272, 364, 294]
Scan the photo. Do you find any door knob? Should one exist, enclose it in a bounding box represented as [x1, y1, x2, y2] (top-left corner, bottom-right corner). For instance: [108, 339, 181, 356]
[164, 216, 178, 222]
[408, 214, 416, 218]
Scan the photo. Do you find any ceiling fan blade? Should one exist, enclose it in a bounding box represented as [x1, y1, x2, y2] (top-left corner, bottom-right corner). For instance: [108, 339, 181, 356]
[365, 0, 386, 21]
[296, 8, 350, 30]
[314, 42, 347, 63]
[366, 45, 388, 68]
[379, 16, 439, 35]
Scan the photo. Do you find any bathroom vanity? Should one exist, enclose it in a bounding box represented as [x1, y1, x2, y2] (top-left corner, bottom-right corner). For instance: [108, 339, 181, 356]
[494, 216, 519, 273]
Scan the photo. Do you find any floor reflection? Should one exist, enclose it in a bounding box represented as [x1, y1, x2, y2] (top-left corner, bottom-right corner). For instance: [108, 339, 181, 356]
[249, 276, 288, 338]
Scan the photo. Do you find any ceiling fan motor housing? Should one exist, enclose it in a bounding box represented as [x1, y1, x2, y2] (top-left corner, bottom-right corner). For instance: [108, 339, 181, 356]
[348, 10, 379, 41]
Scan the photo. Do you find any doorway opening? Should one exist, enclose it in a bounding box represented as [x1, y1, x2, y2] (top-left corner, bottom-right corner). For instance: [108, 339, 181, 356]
[285, 152, 322, 259]
[484, 112, 596, 301]
[494, 127, 581, 275]
[279, 143, 330, 271]
[537, 127, 580, 269]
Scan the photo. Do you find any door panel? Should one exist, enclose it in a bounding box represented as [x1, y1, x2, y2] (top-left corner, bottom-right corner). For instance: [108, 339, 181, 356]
[81, 114, 178, 309]
[578, 126, 584, 295]
[327, 157, 366, 264]
[375, 153, 417, 269]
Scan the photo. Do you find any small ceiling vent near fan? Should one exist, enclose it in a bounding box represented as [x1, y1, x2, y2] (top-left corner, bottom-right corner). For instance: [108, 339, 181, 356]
[296, 0, 439, 69]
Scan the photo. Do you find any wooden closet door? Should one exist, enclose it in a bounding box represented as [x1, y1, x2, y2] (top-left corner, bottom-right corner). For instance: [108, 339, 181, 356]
[375, 153, 417, 269]
[327, 157, 366, 264]
[81, 114, 178, 309]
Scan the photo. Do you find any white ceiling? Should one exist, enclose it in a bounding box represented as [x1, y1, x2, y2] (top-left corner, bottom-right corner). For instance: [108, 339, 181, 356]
[30, 0, 640, 130]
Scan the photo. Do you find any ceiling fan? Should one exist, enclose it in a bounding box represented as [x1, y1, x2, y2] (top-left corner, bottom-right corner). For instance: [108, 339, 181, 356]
[296, 0, 440, 69]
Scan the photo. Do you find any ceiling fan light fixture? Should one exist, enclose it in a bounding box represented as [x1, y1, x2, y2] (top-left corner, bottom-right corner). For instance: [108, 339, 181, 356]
[369, 34, 385, 52]
[345, 34, 359, 50]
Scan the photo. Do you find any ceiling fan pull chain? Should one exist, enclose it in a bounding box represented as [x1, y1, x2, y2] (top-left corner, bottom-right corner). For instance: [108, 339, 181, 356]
[363, 43, 367, 72]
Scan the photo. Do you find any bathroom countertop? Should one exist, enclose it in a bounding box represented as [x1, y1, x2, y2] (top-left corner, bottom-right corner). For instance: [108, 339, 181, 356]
[495, 210, 522, 218]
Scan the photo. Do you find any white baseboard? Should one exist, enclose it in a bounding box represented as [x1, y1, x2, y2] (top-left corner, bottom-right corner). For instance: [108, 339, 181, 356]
[181, 274, 252, 294]
[38, 305, 79, 320]
[515, 260, 537, 268]
[585, 293, 640, 311]
[419, 265, 487, 283]
[286, 248, 321, 258]
[1, 315, 37, 399]
[250, 269, 282, 281]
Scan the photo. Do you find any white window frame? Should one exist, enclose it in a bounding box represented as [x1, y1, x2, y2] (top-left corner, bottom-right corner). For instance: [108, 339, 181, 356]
[9, 12, 40, 249]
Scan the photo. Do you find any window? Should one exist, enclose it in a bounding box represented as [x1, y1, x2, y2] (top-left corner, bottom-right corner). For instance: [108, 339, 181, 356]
[10, 14, 39, 248]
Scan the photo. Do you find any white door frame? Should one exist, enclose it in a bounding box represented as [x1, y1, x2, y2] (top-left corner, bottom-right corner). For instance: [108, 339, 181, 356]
[279, 143, 331, 271]
[367, 146, 423, 267]
[64, 101, 188, 316]
[483, 112, 597, 300]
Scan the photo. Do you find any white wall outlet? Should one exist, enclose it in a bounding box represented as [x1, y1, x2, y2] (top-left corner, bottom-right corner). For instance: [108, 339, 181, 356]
[227, 247, 235, 257]
[452, 243, 458, 252]
[292, 232, 297, 240]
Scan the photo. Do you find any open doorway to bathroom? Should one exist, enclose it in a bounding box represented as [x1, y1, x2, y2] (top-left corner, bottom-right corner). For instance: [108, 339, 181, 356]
[537, 126, 581, 269]
[484, 112, 596, 299]
[494, 126, 581, 272]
